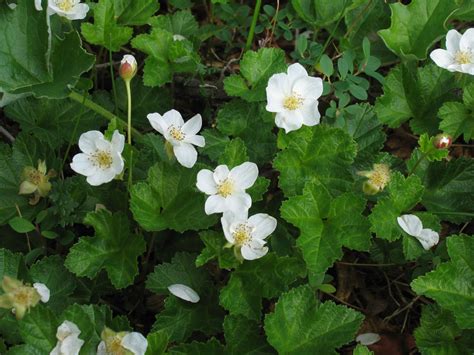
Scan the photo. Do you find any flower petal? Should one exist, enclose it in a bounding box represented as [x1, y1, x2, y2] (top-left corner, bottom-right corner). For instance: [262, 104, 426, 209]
[397, 214, 423, 237]
[459, 28, 474, 52]
[213, 165, 230, 183]
[293, 76, 323, 100]
[167, 284, 200, 303]
[248, 214, 277, 240]
[204, 195, 226, 214]
[122, 332, 148, 355]
[300, 100, 321, 127]
[163, 109, 185, 128]
[430, 49, 454, 69]
[275, 111, 304, 133]
[35, 0, 42, 10]
[241, 243, 268, 260]
[147, 113, 167, 135]
[173, 143, 197, 168]
[70, 153, 96, 176]
[184, 134, 205, 147]
[111, 130, 125, 153]
[266, 73, 290, 112]
[221, 214, 234, 243]
[19, 181, 38, 195]
[86, 170, 114, 186]
[67, 3, 89, 20]
[60, 335, 85, 355]
[78, 131, 103, 154]
[446, 29, 462, 53]
[181, 114, 202, 136]
[96, 341, 107, 355]
[196, 169, 218, 195]
[33, 283, 50, 303]
[287, 63, 308, 81]
[57, 320, 81, 340]
[461, 63, 474, 75]
[230, 162, 258, 189]
[356, 333, 381, 346]
[415, 228, 440, 250]
[226, 192, 252, 213]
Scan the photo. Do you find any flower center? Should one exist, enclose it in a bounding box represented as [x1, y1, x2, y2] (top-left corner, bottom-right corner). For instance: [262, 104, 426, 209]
[370, 164, 390, 190]
[168, 126, 185, 141]
[91, 151, 113, 169]
[55, 0, 74, 11]
[13, 288, 34, 306]
[455, 51, 472, 65]
[27, 170, 43, 186]
[107, 336, 126, 355]
[232, 224, 252, 246]
[217, 179, 234, 197]
[283, 94, 304, 111]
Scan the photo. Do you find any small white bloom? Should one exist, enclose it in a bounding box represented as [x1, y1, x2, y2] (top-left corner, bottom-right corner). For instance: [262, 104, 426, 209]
[430, 29, 474, 75]
[221, 211, 277, 260]
[50, 320, 84, 355]
[266, 63, 323, 133]
[397, 214, 439, 250]
[119, 55, 137, 81]
[147, 110, 205, 168]
[168, 284, 200, 303]
[196, 162, 258, 215]
[70, 130, 125, 186]
[35, 0, 89, 20]
[33, 283, 50, 303]
[356, 333, 381, 346]
[97, 330, 148, 355]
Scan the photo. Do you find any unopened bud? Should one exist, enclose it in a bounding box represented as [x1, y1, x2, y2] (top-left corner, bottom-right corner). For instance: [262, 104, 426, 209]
[119, 54, 137, 81]
[433, 133, 452, 149]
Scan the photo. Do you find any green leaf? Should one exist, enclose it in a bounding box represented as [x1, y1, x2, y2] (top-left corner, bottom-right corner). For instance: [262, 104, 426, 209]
[224, 315, 273, 354]
[439, 82, 474, 141]
[418, 134, 449, 162]
[200, 130, 230, 162]
[130, 162, 216, 232]
[114, 0, 160, 26]
[378, 0, 458, 60]
[282, 181, 371, 275]
[81, 0, 133, 51]
[145, 331, 168, 355]
[216, 99, 277, 162]
[273, 125, 357, 197]
[223, 48, 287, 102]
[264, 285, 364, 354]
[353, 344, 374, 355]
[412, 235, 474, 329]
[421, 158, 474, 223]
[65, 210, 146, 289]
[218, 138, 248, 167]
[414, 304, 474, 354]
[19, 306, 57, 353]
[219, 254, 306, 320]
[291, 0, 363, 28]
[0, 249, 25, 280]
[195, 231, 239, 270]
[168, 338, 224, 355]
[374, 64, 456, 135]
[369, 172, 424, 241]
[149, 10, 198, 37]
[8, 217, 35, 233]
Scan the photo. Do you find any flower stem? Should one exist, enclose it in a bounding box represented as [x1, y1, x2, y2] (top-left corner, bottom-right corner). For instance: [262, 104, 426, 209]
[109, 49, 118, 115]
[407, 151, 427, 175]
[68, 91, 142, 138]
[245, 0, 262, 51]
[125, 79, 133, 188]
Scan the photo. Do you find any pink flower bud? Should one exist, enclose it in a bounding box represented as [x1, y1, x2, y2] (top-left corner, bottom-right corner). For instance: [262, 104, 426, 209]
[119, 55, 137, 81]
[433, 133, 452, 149]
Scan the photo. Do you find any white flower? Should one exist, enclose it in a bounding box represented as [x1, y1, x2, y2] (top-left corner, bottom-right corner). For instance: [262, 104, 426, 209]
[221, 211, 277, 260]
[397, 214, 439, 250]
[147, 110, 205, 168]
[70, 130, 125, 186]
[33, 283, 50, 303]
[266, 63, 323, 133]
[50, 321, 84, 355]
[168, 284, 200, 303]
[356, 333, 381, 346]
[196, 162, 258, 215]
[97, 329, 148, 355]
[35, 0, 89, 20]
[430, 29, 474, 75]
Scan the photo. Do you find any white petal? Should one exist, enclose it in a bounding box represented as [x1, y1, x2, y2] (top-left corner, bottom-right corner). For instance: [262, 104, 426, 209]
[60, 335, 84, 355]
[167, 284, 200, 303]
[204, 195, 227, 214]
[230, 162, 258, 189]
[221, 214, 234, 244]
[86, 171, 113, 186]
[397, 214, 423, 237]
[241, 242, 268, 260]
[147, 113, 167, 135]
[293, 76, 323, 100]
[196, 169, 218, 195]
[111, 130, 125, 153]
[248, 214, 277, 240]
[66, 3, 89, 20]
[56, 321, 81, 340]
[122, 332, 148, 355]
[33, 283, 50, 303]
[96, 341, 107, 355]
[275, 111, 304, 133]
[461, 63, 474, 75]
[300, 101, 321, 127]
[70, 153, 97, 176]
[430, 49, 454, 69]
[183, 134, 205, 147]
[110, 152, 125, 175]
[78, 130, 103, 154]
[173, 143, 197, 168]
[356, 333, 381, 346]
[35, 0, 43, 10]
[213, 165, 230, 183]
[181, 114, 202, 136]
[266, 73, 290, 112]
[50, 343, 61, 355]
[415, 229, 440, 250]
[163, 109, 184, 128]
[121, 55, 137, 66]
[460, 28, 474, 52]
[226, 192, 252, 213]
[446, 29, 462, 53]
[287, 63, 308, 81]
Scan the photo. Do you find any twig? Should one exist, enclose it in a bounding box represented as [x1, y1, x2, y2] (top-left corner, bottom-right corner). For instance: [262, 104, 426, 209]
[321, 290, 365, 312]
[384, 296, 421, 322]
[0, 125, 15, 142]
[336, 261, 399, 267]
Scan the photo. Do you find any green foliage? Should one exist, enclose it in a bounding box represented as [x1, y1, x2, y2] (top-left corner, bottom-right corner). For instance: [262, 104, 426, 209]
[223, 315, 273, 354]
[195, 230, 240, 270]
[439, 82, 474, 141]
[291, 0, 364, 28]
[18, 306, 57, 353]
[168, 338, 224, 355]
[65, 210, 146, 289]
[264, 285, 364, 354]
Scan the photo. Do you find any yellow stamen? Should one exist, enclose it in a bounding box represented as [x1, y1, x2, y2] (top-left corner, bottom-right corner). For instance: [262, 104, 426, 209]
[217, 179, 234, 197]
[283, 94, 304, 111]
[169, 126, 185, 141]
[232, 224, 252, 246]
[91, 151, 113, 169]
[56, 0, 74, 11]
[455, 51, 472, 65]
[369, 164, 390, 190]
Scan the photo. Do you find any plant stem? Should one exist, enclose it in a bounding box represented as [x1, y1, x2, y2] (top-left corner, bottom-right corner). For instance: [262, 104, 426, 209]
[109, 49, 118, 114]
[245, 0, 262, 51]
[407, 151, 427, 175]
[430, 211, 474, 217]
[125, 80, 133, 188]
[68, 91, 142, 138]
